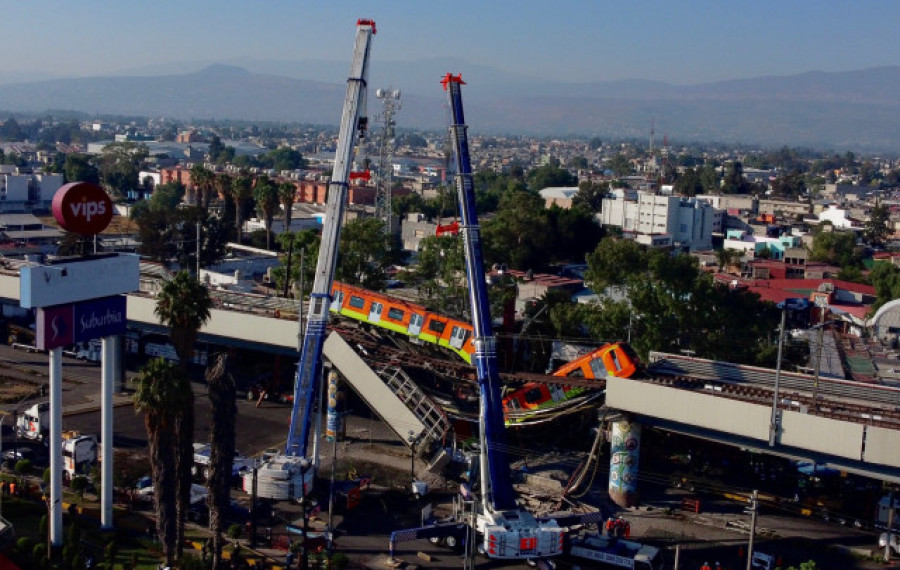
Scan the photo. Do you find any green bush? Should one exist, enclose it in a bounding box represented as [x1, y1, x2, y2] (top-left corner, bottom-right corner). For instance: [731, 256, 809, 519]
[226, 523, 243, 542]
[15, 536, 34, 555]
[71, 475, 89, 498]
[14, 458, 32, 476]
[330, 552, 350, 569]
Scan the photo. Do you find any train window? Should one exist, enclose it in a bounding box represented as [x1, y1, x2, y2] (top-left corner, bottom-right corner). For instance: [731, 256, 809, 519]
[609, 350, 623, 371]
[387, 308, 404, 321]
[410, 313, 423, 327]
[348, 296, 365, 310]
[506, 399, 520, 410]
[566, 367, 585, 378]
[428, 319, 446, 334]
[451, 326, 469, 341]
[524, 387, 544, 404]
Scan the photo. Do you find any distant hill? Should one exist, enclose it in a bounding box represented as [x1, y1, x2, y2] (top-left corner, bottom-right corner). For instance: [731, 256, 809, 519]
[1, 62, 898, 151]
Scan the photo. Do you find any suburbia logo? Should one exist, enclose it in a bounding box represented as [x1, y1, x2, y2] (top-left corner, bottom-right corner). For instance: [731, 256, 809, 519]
[78, 309, 124, 334]
[69, 199, 107, 221]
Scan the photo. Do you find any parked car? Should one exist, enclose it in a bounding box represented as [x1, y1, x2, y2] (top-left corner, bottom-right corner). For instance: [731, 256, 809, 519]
[3, 448, 35, 468]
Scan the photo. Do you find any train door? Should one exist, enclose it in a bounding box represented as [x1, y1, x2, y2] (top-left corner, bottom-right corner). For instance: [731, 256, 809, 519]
[408, 313, 424, 336]
[368, 301, 383, 323]
[448, 325, 469, 350]
[330, 290, 344, 312]
[548, 383, 566, 402]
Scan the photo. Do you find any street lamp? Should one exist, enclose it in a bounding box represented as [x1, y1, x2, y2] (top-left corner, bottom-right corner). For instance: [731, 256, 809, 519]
[407, 431, 420, 491]
[769, 298, 808, 447]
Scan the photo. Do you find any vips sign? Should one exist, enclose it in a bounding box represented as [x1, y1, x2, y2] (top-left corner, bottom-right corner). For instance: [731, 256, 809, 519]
[51, 181, 114, 234]
[36, 296, 127, 351]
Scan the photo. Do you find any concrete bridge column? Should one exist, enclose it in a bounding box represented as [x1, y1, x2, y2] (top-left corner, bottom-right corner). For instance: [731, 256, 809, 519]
[608, 416, 641, 508]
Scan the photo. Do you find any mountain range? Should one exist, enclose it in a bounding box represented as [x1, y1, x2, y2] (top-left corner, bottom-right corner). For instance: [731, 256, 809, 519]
[0, 60, 898, 151]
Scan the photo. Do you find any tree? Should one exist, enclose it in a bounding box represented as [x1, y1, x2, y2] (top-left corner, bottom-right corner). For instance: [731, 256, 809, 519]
[863, 200, 891, 247]
[526, 162, 577, 190]
[584, 238, 646, 290]
[715, 248, 741, 273]
[869, 262, 900, 315]
[97, 142, 149, 198]
[207, 135, 225, 163]
[544, 205, 604, 265]
[133, 357, 189, 567]
[673, 168, 703, 197]
[279, 181, 297, 233]
[253, 175, 280, 250]
[607, 154, 631, 177]
[231, 174, 253, 243]
[402, 234, 468, 318]
[190, 164, 215, 211]
[204, 353, 237, 569]
[336, 217, 392, 290]
[722, 161, 749, 194]
[482, 188, 548, 271]
[273, 230, 320, 298]
[154, 271, 212, 561]
[63, 153, 100, 185]
[808, 226, 861, 268]
[572, 180, 608, 211]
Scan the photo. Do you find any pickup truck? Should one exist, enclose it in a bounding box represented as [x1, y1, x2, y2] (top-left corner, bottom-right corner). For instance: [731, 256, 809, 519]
[192, 443, 256, 481]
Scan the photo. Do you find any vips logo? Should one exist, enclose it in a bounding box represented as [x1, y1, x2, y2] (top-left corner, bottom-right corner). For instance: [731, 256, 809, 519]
[51, 181, 114, 234]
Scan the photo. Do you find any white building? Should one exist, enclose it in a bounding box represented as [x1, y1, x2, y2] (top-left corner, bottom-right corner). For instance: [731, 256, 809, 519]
[818, 204, 858, 229]
[600, 189, 722, 251]
[0, 172, 64, 212]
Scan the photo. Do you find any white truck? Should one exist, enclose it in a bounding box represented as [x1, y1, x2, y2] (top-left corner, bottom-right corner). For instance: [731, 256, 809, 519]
[64, 340, 102, 363]
[61, 432, 98, 482]
[16, 402, 49, 443]
[566, 534, 662, 570]
[192, 443, 255, 481]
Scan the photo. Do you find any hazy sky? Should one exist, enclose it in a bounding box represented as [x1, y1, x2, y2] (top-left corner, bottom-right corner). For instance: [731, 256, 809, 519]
[4, 1, 898, 85]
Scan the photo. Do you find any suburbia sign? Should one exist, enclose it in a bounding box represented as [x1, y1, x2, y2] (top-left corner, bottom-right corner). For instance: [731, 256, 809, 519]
[36, 295, 127, 350]
[51, 181, 114, 234]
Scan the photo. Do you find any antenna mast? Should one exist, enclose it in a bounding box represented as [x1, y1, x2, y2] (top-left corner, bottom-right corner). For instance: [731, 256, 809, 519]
[375, 88, 401, 236]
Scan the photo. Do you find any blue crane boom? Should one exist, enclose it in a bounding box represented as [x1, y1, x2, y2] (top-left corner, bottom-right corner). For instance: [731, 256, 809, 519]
[442, 73, 517, 511]
[286, 19, 376, 459]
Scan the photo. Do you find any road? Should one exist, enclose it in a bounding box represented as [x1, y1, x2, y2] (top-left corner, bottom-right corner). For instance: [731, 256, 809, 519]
[0, 344, 892, 569]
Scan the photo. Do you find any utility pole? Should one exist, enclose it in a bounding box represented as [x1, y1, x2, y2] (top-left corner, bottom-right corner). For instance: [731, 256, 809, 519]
[886, 489, 895, 563]
[746, 490, 758, 570]
[196, 221, 201, 278]
[769, 306, 787, 446]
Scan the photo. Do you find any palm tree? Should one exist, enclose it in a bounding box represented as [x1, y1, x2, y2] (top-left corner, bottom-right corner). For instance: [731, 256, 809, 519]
[190, 164, 215, 211]
[204, 353, 237, 568]
[155, 271, 213, 561]
[253, 174, 280, 250]
[716, 248, 741, 274]
[232, 174, 253, 243]
[133, 358, 189, 568]
[278, 181, 297, 234]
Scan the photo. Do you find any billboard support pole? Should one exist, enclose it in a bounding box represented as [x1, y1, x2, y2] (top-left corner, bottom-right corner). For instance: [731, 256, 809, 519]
[101, 335, 115, 529]
[49, 347, 63, 549]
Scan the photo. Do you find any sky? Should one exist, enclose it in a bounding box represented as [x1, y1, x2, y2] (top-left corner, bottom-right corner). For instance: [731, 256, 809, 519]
[2, 1, 898, 85]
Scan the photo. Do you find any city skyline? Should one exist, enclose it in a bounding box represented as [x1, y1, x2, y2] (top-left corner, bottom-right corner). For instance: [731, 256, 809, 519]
[2, 1, 898, 86]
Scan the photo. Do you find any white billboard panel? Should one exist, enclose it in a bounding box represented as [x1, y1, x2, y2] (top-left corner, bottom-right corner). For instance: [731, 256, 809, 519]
[20, 254, 140, 308]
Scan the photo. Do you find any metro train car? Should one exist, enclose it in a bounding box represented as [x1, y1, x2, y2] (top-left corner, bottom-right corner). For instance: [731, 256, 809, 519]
[503, 342, 640, 423]
[329, 281, 476, 363]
